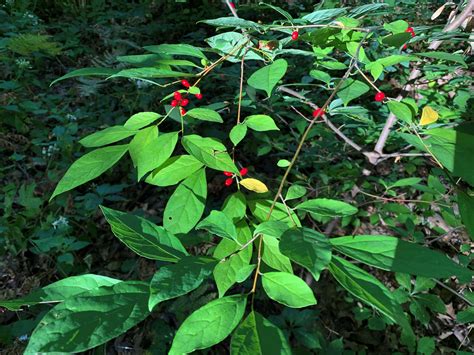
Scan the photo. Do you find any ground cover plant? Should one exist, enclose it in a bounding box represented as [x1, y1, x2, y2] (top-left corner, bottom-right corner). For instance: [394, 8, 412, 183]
[0, 0, 473, 353]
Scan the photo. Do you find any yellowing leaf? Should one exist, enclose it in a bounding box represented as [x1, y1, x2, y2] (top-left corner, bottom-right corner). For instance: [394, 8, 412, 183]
[420, 106, 439, 126]
[239, 178, 268, 194]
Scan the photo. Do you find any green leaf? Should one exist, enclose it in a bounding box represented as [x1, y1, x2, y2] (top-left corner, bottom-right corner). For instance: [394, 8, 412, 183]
[196, 210, 239, 243]
[368, 62, 383, 81]
[214, 249, 252, 297]
[222, 191, 247, 223]
[169, 295, 247, 355]
[382, 32, 411, 47]
[389, 177, 421, 188]
[182, 134, 238, 173]
[79, 126, 138, 148]
[387, 101, 413, 123]
[213, 220, 253, 260]
[458, 190, 474, 241]
[310, 69, 331, 84]
[417, 337, 435, 355]
[50, 67, 118, 86]
[50, 144, 128, 200]
[456, 307, 474, 324]
[280, 228, 332, 281]
[245, 115, 279, 132]
[110, 67, 194, 80]
[260, 2, 293, 22]
[249, 199, 301, 227]
[144, 43, 207, 59]
[231, 311, 291, 355]
[0, 274, 120, 311]
[25, 282, 150, 353]
[254, 221, 289, 239]
[163, 168, 207, 235]
[336, 79, 370, 106]
[331, 236, 473, 281]
[328, 256, 415, 344]
[286, 185, 307, 200]
[295, 198, 358, 217]
[262, 272, 317, 308]
[230, 123, 248, 146]
[149, 256, 217, 310]
[417, 52, 467, 68]
[248, 59, 288, 97]
[129, 128, 178, 180]
[124, 112, 161, 130]
[302, 8, 347, 23]
[262, 236, 293, 273]
[200, 17, 262, 30]
[186, 108, 223, 123]
[146, 155, 203, 187]
[383, 20, 408, 34]
[206, 32, 262, 62]
[376, 54, 418, 67]
[100, 205, 188, 262]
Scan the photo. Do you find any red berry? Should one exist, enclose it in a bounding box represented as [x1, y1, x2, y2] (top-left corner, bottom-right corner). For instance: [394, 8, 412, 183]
[180, 107, 186, 115]
[223, 171, 233, 177]
[402, 44, 408, 50]
[406, 27, 415, 37]
[312, 108, 325, 118]
[225, 178, 233, 186]
[195, 93, 203, 100]
[173, 91, 182, 100]
[291, 31, 299, 40]
[171, 100, 178, 107]
[181, 79, 190, 88]
[374, 92, 386, 102]
[229, 2, 235, 9]
[239, 167, 248, 176]
[181, 98, 189, 107]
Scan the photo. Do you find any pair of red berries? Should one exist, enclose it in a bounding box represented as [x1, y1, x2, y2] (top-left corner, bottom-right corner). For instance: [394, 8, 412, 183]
[403, 27, 416, 50]
[223, 167, 248, 186]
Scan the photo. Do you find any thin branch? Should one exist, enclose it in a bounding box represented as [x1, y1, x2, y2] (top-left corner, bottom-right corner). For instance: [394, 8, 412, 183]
[433, 279, 474, 307]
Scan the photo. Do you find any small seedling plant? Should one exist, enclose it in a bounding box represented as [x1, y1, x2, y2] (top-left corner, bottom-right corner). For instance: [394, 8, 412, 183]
[2, 2, 473, 353]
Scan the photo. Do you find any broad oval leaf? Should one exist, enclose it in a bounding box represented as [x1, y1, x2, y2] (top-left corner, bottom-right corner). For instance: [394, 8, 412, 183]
[420, 106, 439, 126]
[249, 199, 301, 227]
[245, 115, 279, 132]
[230, 123, 248, 146]
[50, 144, 128, 200]
[0, 274, 121, 311]
[79, 126, 138, 148]
[262, 272, 317, 308]
[146, 155, 203, 187]
[280, 228, 332, 281]
[182, 134, 238, 173]
[24, 281, 150, 353]
[186, 107, 223, 123]
[295, 198, 358, 217]
[239, 178, 269, 193]
[196, 210, 239, 243]
[169, 295, 247, 355]
[388, 101, 413, 123]
[214, 249, 252, 297]
[124, 112, 161, 130]
[200, 17, 262, 30]
[336, 79, 370, 106]
[248, 59, 288, 97]
[222, 191, 247, 223]
[262, 235, 293, 273]
[149, 256, 217, 310]
[163, 168, 207, 235]
[100, 205, 188, 262]
[330, 235, 473, 281]
[230, 311, 291, 355]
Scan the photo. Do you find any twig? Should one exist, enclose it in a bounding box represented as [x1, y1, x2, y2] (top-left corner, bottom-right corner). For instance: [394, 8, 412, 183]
[433, 279, 474, 307]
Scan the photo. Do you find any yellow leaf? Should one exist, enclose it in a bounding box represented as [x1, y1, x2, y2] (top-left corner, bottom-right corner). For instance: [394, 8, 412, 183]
[420, 106, 439, 126]
[239, 178, 268, 194]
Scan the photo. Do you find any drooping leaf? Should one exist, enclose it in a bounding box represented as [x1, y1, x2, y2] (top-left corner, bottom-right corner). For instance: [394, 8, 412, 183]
[262, 272, 317, 308]
[214, 249, 252, 297]
[302, 8, 347, 23]
[0, 274, 121, 311]
[186, 108, 223, 123]
[110, 67, 194, 80]
[388, 101, 413, 123]
[230, 123, 248, 146]
[254, 221, 289, 239]
[222, 191, 247, 223]
[124, 112, 161, 130]
[417, 51, 467, 68]
[169, 295, 247, 354]
[25, 282, 150, 353]
[280, 228, 332, 280]
[50, 144, 128, 200]
[248, 59, 288, 97]
[262, 235, 293, 273]
[295, 198, 358, 217]
[163, 168, 207, 235]
[144, 43, 207, 60]
[196, 210, 239, 243]
[146, 155, 203, 187]
[382, 32, 412, 47]
[330, 235, 473, 281]
[182, 134, 238, 173]
[100, 205, 188, 262]
[419, 106, 439, 126]
[129, 128, 178, 180]
[149, 256, 217, 310]
[50, 67, 119, 85]
[79, 126, 138, 148]
[230, 311, 291, 355]
[286, 185, 307, 200]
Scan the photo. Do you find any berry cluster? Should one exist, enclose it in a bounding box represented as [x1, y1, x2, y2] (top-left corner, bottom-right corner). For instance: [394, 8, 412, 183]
[223, 167, 248, 187]
[170, 80, 203, 115]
